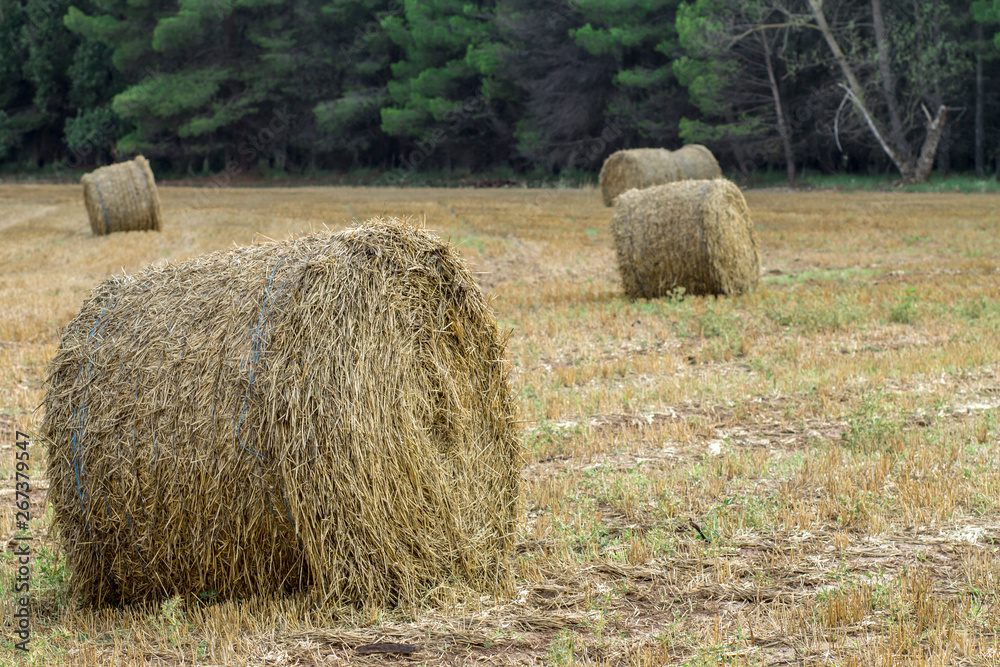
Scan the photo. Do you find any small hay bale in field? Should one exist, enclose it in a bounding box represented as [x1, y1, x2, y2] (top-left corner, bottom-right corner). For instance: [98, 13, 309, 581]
[598, 145, 722, 206]
[599, 148, 682, 207]
[81, 155, 163, 235]
[41, 217, 520, 608]
[610, 178, 760, 298]
[670, 144, 722, 181]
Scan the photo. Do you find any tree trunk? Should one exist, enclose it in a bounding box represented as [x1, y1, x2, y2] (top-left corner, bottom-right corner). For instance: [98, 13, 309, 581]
[807, 0, 912, 176]
[910, 105, 947, 184]
[760, 32, 795, 183]
[995, 139, 1000, 182]
[976, 24, 985, 177]
[726, 110, 749, 172]
[274, 140, 287, 171]
[807, 0, 866, 98]
[808, 0, 947, 184]
[996, 141, 1000, 181]
[871, 0, 912, 164]
[935, 125, 950, 175]
[930, 3, 947, 175]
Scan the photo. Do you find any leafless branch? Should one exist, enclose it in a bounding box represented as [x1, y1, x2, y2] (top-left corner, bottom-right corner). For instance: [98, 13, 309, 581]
[834, 88, 851, 152]
[728, 21, 820, 46]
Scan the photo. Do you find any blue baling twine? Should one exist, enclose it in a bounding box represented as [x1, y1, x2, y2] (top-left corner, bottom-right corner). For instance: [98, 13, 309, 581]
[235, 258, 287, 459]
[68, 308, 112, 532]
[70, 410, 92, 535]
[233, 257, 304, 532]
[70, 304, 120, 592]
[281, 488, 295, 525]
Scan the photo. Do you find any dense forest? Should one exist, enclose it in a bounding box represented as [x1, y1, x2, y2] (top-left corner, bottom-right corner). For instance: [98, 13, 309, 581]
[1, 0, 999, 182]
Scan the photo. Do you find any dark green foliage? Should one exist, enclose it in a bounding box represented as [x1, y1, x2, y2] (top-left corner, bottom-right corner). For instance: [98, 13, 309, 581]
[312, 0, 401, 167]
[0, 0, 88, 164]
[572, 0, 689, 147]
[379, 0, 515, 172]
[63, 106, 120, 162]
[673, 0, 808, 177]
[0, 0, 994, 176]
[500, 0, 615, 172]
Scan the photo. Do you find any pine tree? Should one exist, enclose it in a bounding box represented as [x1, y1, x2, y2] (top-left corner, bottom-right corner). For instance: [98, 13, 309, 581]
[571, 0, 689, 149]
[0, 0, 92, 165]
[312, 0, 400, 170]
[498, 0, 615, 173]
[380, 0, 514, 174]
[674, 0, 804, 181]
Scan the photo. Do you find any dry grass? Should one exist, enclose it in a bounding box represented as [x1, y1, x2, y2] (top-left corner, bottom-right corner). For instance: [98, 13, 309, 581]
[2, 183, 1000, 664]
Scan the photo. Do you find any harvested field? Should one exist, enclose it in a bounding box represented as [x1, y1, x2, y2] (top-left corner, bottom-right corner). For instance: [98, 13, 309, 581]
[2, 183, 1000, 665]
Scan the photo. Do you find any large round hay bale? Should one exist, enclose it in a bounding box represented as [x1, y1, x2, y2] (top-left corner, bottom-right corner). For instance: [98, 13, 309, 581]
[598, 145, 722, 206]
[41, 218, 519, 608]
[81, 155, 163, 235]
[610, 179, 760, 298]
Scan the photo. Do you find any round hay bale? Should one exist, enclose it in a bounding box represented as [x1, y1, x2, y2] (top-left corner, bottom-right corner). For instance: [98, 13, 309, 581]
[671, 144, 722, 181]
[598, 145, 722, 206]
[610, 178, 760, 298]
[40, 217, 519, 608]
[81, 155, 163, 235]
[599, 148, 682, 207]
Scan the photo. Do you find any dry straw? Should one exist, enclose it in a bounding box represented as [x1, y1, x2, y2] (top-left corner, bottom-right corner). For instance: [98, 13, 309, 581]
[599, 145, 722, 206]
[41, 217, 520, 609]
[81, 155, 163, 235]
[610, 178, 760, 298]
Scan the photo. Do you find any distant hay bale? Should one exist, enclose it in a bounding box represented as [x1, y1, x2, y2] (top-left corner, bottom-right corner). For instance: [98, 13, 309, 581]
[610, 179, 760, 298]
[41, 218, 519, 608]
[599, 145, 722, 206]
[671, 144, 722, 181]
[599, 149, 682, 208]
[81, 155, 163, 235]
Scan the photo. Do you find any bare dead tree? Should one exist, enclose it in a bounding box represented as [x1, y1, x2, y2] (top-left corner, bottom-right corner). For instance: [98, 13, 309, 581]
[758, 25, 796, 182]
[806, 0, 947, 183]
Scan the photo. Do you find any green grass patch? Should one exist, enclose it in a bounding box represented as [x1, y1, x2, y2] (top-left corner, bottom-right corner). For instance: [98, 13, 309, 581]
[732, 168, 1000, 194]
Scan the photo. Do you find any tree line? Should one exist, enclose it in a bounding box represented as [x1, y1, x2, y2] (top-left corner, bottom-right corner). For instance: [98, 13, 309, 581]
[1, 0, 999, 183]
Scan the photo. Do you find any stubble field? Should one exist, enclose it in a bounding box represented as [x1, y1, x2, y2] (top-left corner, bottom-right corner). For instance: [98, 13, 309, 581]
[1, 183, 1000, 665]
